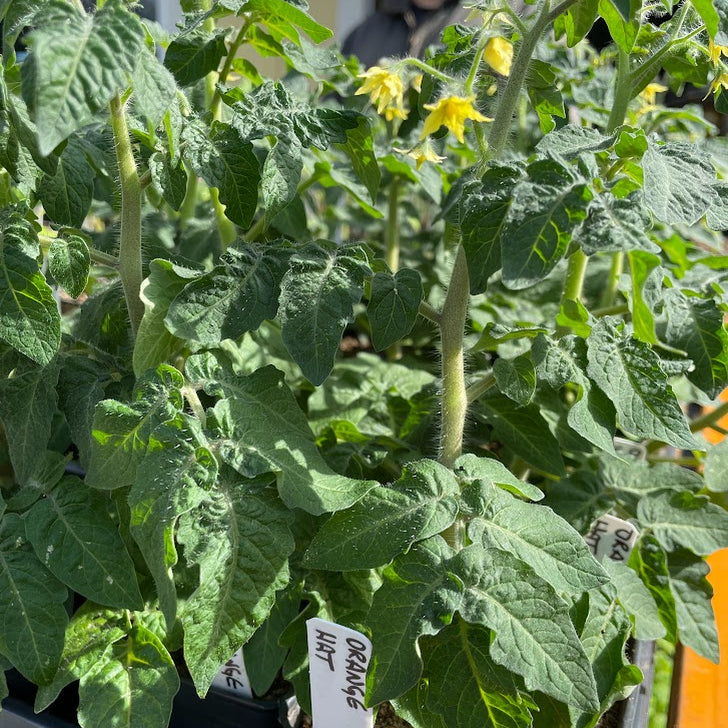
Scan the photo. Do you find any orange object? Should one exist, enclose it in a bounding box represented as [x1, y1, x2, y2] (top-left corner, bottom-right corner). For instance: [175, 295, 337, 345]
[674, 391, 728, 727]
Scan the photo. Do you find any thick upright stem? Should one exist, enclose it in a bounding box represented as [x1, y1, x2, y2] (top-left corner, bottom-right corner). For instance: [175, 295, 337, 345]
[439, 245, 470, 468]
[110, 93, 144, 337]
[601, 250, 624, 308]
[606, 49, 631, 133]
[556, 248, 589, 336]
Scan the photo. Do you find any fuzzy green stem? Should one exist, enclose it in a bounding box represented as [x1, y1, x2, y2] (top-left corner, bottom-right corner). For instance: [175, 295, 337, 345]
[210, 187, 237, 248]
[395, 58, 457, 85]
[110, 93, 144, 338]
[439, 245, 470, 468]
[606, 49, 632, 133]
[466, 371, 495, 404]
[89, 247, 120, 267]
[600, 251, 624, 308]
[464, 33, 491, 96]
[179, 166, 199, 224]
[487, 0, 574, 159]
[555, 248, 589, 336]
[183, 386, 207, 429]
[689, 401, 728, 433]
[210, 19, 251, 119]
[419, 301, 442, 326]
[385, 178, 401, 272]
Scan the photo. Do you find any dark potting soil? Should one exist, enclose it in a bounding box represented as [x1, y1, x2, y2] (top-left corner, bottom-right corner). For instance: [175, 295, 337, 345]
[299, 701, 413, 728]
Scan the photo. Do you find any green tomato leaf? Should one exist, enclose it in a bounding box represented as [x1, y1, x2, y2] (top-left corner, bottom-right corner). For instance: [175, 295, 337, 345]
[0, 513, 67, 684]
[129, 418, 216, 627]
[542, 470, 611, 534]
[48, 231, 90, 299]
[704, 439, 728, 492]
[279, 241, 370, 385]
[476, 391, 566, 476]
[179, 471, 294, 696]
[0, 209, 61, 365]
[366, 537, 463, 705]
[666, 549, 719, 663]
[535, 124, 615, 157]
[420, 618, 536, 728]
[163, 25, 227, 86]
[38, 136, 95, 228]
[459, 166, 519, 294]
[637, 490, 728, 556]
[244, 0, 332, 44]
[187, 351, 376, 514]
[148, 153, 188, 212]
[579, 193, 658, 255]
[627, 250, 663, 345]
[633, 535, 677, 642]
[454, 545, 599, 712]
[260, 134, 303, 221]
[501, 158, 592, 289]
[183, 119, 260, 229]
[586, 318, 697, 449]
[133, 260, 198, 377]
[304, 459, 460, 570]
[597, 0, 639, 52]
[455, 452, 544, 502]
[368, 269, 423, 351]
[466, 482, 609, 594]
[339, 116, 379, 202]
[663, 289, 728, 399]
[493, 354, 537, 405]
[165, 241, 289, 347]
[85, 365, 184, 491]
[569, 585, 642, 727]
[21, 0, 145, 155]
[25, 475, 143, 609]
[78, 625, 179, 728]
[603, 560, 666, 640]
[642, 141, 717, 225]
[35, 603, 128, 712]
[533, 334, 617, 455]
[0, 351, 59, 485]
[131, 47, 178, 128]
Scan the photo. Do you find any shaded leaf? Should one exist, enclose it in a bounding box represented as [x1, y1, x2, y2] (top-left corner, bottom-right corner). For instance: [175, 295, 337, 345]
[368, 269, 423, 351]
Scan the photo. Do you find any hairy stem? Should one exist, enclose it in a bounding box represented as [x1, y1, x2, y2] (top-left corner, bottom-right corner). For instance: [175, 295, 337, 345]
[606, 49, 631, 133]
[466, 371, 496, 404]
[110, 93, 144, 337]
[439, 245, 470, 468]
[210, 19, 251, 119]
[418, 301, 442, 326]
[600, 251, 624, 308]
[210, 187, 237, 247]
[385, 177, 401, 273]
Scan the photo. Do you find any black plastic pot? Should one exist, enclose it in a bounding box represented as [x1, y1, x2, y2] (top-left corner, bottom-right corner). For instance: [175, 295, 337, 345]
[0, 671, 299, 728]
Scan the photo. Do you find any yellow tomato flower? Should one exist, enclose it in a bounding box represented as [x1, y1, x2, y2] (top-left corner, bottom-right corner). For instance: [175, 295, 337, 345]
[356, 66, 405, 118]
[639, 82, 667, 108]
[420, 95, 492, 143]
[712, 72, 728, 93]
[709, 38, 728, 65]
[484, 37, 513, 77]
[394, 141, 446, 169]
[384, 105, 408, 122]
[412, 74, 424, 93]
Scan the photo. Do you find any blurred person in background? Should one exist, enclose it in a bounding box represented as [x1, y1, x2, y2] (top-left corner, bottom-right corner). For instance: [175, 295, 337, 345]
[342, 0, 470, 68]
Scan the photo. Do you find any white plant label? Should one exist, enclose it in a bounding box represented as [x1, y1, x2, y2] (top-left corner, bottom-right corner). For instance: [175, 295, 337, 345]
[585, 514, 639, 562]
[212, 647, 253, 698]
[306, 617, 374, 728]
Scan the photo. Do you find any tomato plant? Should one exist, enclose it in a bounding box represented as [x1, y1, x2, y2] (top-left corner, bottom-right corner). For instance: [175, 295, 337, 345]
[0, 0, 727, 726]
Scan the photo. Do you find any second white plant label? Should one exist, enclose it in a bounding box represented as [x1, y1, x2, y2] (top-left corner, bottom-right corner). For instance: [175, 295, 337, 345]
[306, 617, 374, 728]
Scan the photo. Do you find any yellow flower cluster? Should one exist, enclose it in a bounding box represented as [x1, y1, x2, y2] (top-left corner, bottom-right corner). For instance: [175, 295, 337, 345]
[355, 66, 406, 121]
[638, 82, 667, 111]
[710, 38, 728, 65]
[394, 141, 446, 169]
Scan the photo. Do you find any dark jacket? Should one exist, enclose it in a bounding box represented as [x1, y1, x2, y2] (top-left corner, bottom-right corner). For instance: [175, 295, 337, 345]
[342, 0, 469, 68]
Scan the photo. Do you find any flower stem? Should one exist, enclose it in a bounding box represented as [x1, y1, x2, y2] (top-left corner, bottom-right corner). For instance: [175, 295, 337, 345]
[385, 177, 401, 273]
[419, 301, 442, 326]
[110, 93, 144, 338]
[466, 371, 495, 404]
[395, 58, 457, 85]
[439, 245, 470, 468]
